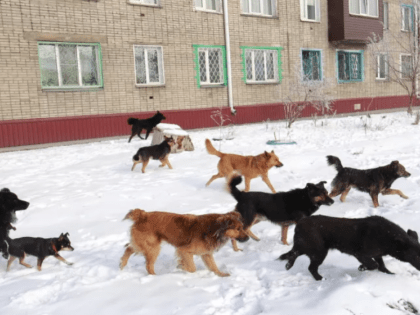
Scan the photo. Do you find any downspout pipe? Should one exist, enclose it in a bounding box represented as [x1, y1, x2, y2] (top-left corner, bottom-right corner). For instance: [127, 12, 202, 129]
[223, 0, 236, 115]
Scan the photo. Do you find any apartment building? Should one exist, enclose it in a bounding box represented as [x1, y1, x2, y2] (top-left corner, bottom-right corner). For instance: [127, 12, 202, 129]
[0, 0, 417, 147]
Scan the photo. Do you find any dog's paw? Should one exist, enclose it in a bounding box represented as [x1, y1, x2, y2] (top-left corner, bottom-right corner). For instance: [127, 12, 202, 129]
[285, 262, 293, 270]
[358, 264, 367, 271]
[217, 272, 230, 277]
[67, 262, 74, 266]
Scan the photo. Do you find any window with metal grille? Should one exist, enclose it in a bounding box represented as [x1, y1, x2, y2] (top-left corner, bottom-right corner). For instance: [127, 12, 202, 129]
[241, 0, 276, 17]
[241, 47, 281, 83]
[376, 54, 388, 80]
[38, 42, 103, 89]
[383, 2, 389, 29]
[401, 5, 414, 32]
[302, 50, 322, 81]
[300, 0, 320, 22]
[193, 45, 227, 87]
[337, 50, 364, 83]
[401, 54, 413, 79]
[194, 0, 222, 13]
[134, 46, 165, 86]
[349, 0, 378, 17]
[128, 0, 159, 6]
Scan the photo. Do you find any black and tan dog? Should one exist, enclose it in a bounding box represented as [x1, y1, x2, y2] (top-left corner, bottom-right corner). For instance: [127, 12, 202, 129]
[228, 176, 334, 247]
[279, 215, 420, 280]
[131, 136, 176, 173]
[327, 156, 411, 207]
[127, 111, 166, 143]
[0, 188, 30, 259]
[6, 233, 74, 271]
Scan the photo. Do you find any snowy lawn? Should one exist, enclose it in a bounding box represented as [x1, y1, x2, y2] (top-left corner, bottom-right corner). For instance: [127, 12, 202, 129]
[1, 111, 420, 315]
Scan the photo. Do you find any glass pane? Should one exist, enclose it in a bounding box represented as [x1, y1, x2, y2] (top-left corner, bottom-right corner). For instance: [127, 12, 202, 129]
[379, 54, 386, 78]
[338, 52, 349, 80]
[361, 0, 367, 14]
[369, 0, 378, 16]
[403, 7, 410, 31]
[251, 0, 261, 14]
[135, 47, 147, 84]
[311, 52, 321, 80]
[254, 50, 265, 81]
[199, 51, 207, 83]
[349, 0, 360, 14]
[143, 0, 157, 4]
[245, 51, 253, 80]
[307, 0, 316, 19]
[206, 0, 216, 10]
[350, 53, 360, 80]
[266, 51, 275, 80]
[79, 46, 99, 86]
[39, 44, 59, 87]
[262, 0, 272, 15]
[208, 49, 222, 83]
[58, 44, 79, 86]
[402, 55, 412, 78]
[242, 0, 249, 13]
[195, 0, 203, 8]
[383, 2, 388, 28]
[147, 49, 160, 83]
[302, 51, 311, 80]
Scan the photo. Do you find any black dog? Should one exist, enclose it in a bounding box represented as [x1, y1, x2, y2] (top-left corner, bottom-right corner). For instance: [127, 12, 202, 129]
[127, 111, 166, 143]
[228, 176, 334, 246]
[131, 136, 176, 173]
[0, 188, 30, 259]
[327, 155, 411, 207]
[6, 233, 74, 271]
[279, 215, 420, 280]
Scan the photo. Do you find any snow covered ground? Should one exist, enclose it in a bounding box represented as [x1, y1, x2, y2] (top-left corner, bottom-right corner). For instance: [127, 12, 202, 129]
[1, 111, 420, 315]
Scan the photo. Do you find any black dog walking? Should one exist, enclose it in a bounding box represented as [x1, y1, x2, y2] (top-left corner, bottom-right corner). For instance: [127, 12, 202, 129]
[127, 111, 166, 143]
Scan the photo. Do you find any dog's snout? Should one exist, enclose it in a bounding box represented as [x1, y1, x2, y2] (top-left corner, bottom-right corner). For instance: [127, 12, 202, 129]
[237, 235, 250, 243]
[405, 172, 411, 177]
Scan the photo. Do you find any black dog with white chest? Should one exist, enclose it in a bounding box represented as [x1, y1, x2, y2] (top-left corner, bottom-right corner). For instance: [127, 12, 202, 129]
[127, 111, 166, 143]
[0, 188, 30, 259]
[279, 215, 420, 280]
[229, 176, 334, 246]
[6, 232, 74, 271]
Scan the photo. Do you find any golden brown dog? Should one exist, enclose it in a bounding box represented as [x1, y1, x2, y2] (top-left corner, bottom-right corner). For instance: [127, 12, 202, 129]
[120, 209, 249, 277]
[205, 139, 283, 193]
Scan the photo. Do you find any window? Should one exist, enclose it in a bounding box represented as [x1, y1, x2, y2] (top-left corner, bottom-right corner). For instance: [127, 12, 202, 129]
[401, 5, 414, 32]
[134, 46, 165, 86]
[383, 2, 388, 29]
[401, 54, 413, 79]
[300, 0, 320, 22]
[194, 0, 222, 13]
[337, 50, 364, 83]
[241, 0, 276, 17]
[128, 0, 159, 6]
[193, 45, 227, 87]
[349, 0, 378, 17]
[302, 50, 322, 81]
[376, 54, 388, 80]
[38, 42, 103, 89]
[241, 47, 282, 83]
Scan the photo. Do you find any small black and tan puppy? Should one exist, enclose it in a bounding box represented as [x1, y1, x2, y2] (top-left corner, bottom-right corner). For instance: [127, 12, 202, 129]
[0, 188, 30, 259]
[127, 111, 166, 143]
[131, 136, 176, 173]
[6, 233, 74, 271]
[279, 215, 420, 280]
[327, 155, 411, 207]
[229, 176, 334, 246]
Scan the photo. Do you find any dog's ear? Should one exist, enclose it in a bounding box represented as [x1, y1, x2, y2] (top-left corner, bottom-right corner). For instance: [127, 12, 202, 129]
[391, 161, 399, 168]
[408, 229, 419, 242]
[58, 233, 64, 241]
[317, 181, 327, 187]
[271, 150, 274, 154]
[65, 232, 70, 237]
[264, 151, 270, 158]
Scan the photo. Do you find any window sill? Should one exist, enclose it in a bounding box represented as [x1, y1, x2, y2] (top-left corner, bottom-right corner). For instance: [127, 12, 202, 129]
[245, 81, 279, 85]
[199, 84, 226, 88]
[375, 78, 389, 82]
[337, 80, 364, 84]
[240, 13, 278, 20]
[41, 87, 104, 92]
[193, 8, 223, 15]
[135, 84, 165, 88]
[300, 18, 321, 23]
[127, 1, 162, 8]
[349, 13, 379, 19]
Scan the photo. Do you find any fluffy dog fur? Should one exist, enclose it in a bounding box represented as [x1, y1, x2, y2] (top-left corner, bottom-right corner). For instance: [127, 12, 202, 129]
[279, 215, 420, 280]
[131, 136, 176, 172]
[6, 233, 74, 271]
[120, 209, 249, 277]
[127, 111, 166, 143]
[205, 139, 283, 193]
[229, 176, 334, 247]
[0, 188, 30, 259]
[327, 155, 411, 207]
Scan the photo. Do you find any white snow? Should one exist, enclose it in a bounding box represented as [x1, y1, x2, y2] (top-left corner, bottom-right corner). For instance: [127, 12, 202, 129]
[1, 111, 420, 315]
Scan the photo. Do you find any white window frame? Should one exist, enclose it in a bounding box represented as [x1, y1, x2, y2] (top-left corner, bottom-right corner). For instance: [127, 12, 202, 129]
[300, 0, 321, 22]
[194, 0, 222, 13]
[376, 53, 388, 80]
[128, 0, 160, 7]
[349, 0, 379, 18]
[241, 0, 277, 17]
[244, 49, 279, 83]
[401, 5, 414, 32]
[198, 47, 225, 86]
[400, 54, 413, 79]
[133, 45, 165, 87]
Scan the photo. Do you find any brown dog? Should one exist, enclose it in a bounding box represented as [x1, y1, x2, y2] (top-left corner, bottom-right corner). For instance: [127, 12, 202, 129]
[205, 139, 283, 193]
[120, 209, 249, 277]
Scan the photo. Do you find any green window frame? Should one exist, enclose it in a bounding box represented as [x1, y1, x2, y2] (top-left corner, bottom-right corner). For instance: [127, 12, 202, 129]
[336, 50, 364, 83]
[240, 46, 283, 84]
[38, 42, 104, 90]
[301, 49, 322, 81]
[193, 45, 227, 88]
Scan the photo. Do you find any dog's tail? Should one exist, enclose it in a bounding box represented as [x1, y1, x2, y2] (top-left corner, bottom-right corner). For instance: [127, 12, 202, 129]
[205, 139, 223, 158]
[123, 209, 146, 221]
[127, 118, 137, 125]
[326, 155, 343, 172]
[228, 175, 243, 202]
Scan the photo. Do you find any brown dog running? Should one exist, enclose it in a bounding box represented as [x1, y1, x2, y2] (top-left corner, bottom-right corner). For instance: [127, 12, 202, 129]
[205, 139, 283, 193]
[120, 209, 249, 277]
